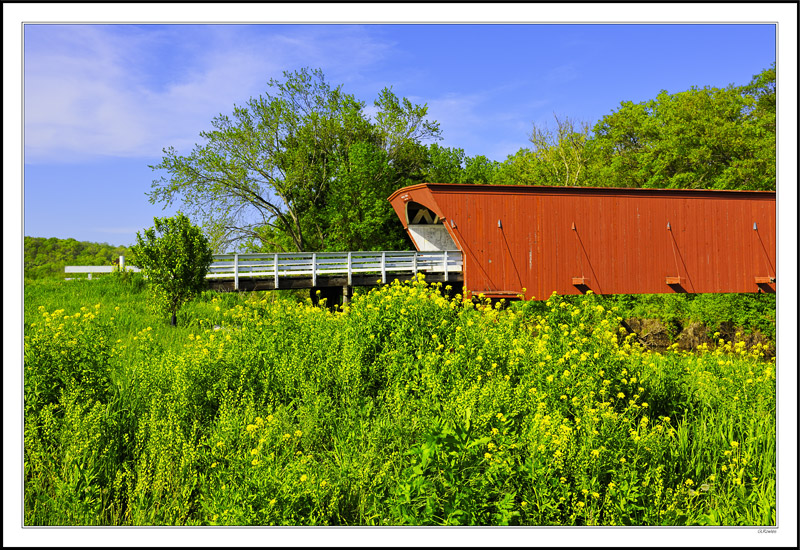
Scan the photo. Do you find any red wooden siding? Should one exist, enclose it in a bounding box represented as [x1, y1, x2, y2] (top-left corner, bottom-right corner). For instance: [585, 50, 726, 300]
[388, 184, 776, 300]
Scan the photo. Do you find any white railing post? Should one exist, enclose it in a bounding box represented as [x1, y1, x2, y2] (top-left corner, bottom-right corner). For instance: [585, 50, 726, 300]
[347, 251, 352, 286]
[274, 253, 279, 289]
[444, 250, 449, 282]
[381, 252, 386, 283]
[119, 255, 125, 271]
[312, 253, 317, 287]
[412, 251, 418, 276]
[234, 253, 239, 290]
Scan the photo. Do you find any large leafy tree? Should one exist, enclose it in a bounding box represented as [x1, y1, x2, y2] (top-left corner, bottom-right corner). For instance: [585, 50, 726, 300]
[422, 143, 498, 184]
[494, 65, 775, 191]
[323, 141, 407, 251]
[587, 65, 776, 190]
[493, 115, 593, 187]
[130, 213, 213, 326]
[149, 68, 441, 253]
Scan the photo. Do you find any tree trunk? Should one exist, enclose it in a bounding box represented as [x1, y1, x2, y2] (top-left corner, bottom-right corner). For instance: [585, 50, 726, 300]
[171, 312, 177, 326]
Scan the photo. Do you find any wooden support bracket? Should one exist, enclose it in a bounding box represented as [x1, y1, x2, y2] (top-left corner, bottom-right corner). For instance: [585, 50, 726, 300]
[666, 276, 684, 286]
[572, 277, 589, 286]
[754, 276, 776, 284]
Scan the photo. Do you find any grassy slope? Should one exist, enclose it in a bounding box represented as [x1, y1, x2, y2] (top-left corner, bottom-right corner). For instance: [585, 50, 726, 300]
[23, 275, 776, 526]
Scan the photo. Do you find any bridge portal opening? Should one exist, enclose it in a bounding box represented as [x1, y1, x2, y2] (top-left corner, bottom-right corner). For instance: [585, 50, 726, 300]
[405, 201, 458, 252]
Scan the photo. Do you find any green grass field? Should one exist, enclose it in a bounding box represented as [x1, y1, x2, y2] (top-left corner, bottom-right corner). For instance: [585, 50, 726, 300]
[23, 274, 776, 525]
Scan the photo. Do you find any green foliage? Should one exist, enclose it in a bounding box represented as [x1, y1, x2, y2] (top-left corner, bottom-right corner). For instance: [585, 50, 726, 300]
[24, 304, 113, 413]
[24, 236, 129, 280]
[496, 65, 776, 191]
[496, 115, 593, 187]
[323, 141, 409, 251]
[149, 68, 440, 253]
[130, 213, 213, 326]
[586, 65, 776, 190]
[24, 277, 775, 526]
[594, 293, 777, 341]
[422, 143, 499, 185]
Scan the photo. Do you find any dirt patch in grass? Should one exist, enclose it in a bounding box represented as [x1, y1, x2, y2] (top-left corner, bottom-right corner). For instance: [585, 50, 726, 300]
[622, 318, 775, 358]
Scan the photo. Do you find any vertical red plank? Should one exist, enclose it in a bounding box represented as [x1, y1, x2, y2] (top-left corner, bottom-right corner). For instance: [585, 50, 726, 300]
[546, 193, 552, 298]
[535, 195, 543, 299]
[736, 198, 747, 292]
[617, 196, 626, 293]
[700, 198, 711, 292]
[713, 199, 723, 291]
[653, 196, 664, 291]
[732, 198, 744, 292]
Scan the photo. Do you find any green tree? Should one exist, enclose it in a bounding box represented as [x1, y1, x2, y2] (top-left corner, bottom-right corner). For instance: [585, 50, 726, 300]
[493, 66, 775, 191]
[423, 143, 466, 183]
[130, 213, 213, 326]
[463, 154, 499, 185]
[719, 63, 776, 190]
[492, 148, 542, 186]
[493, 115, 594, 187]
[149, 68, 441, 253]
[527, 115, 593, 186]
[588, 66, 776, 190]
[422, 143, 498, 184]
[323, 141, 410, 251]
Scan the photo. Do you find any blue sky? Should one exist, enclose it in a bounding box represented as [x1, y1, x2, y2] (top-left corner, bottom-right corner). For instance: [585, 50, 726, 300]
[18, 20, 782, 248]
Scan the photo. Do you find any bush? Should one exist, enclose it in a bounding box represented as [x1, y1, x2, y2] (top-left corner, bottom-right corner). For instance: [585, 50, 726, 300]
[130, 213, 213, 326]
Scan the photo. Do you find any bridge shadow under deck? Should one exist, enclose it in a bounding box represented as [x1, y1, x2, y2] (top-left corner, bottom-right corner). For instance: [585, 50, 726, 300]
[206, 272, 463, 293]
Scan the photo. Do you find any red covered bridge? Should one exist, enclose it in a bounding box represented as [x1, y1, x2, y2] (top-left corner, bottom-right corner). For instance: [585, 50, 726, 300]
[388, 183, 776, 301]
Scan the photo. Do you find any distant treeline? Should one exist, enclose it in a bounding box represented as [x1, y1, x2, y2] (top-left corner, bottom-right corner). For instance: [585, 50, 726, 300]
[25, 236, 130, 280]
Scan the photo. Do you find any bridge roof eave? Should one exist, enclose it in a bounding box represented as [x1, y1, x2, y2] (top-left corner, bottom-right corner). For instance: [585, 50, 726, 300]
[387, 183, 449, 229]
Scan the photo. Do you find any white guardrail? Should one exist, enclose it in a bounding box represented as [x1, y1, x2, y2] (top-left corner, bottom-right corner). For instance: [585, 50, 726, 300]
[65, 251, 463, 289]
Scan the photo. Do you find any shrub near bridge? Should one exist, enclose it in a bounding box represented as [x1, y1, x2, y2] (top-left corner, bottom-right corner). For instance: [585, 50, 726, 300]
[23, 276, 775, 525]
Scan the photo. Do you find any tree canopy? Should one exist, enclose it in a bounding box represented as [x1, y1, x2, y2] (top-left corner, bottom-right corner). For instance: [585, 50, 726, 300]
[421, 143, 498, 185]
[588, 65, 776, 190]
[497, 65, 776, 191]
[149, 68, 441, 253]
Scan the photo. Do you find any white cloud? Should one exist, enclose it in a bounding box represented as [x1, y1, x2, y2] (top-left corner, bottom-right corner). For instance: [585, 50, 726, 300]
[23, 25, 393, 163]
